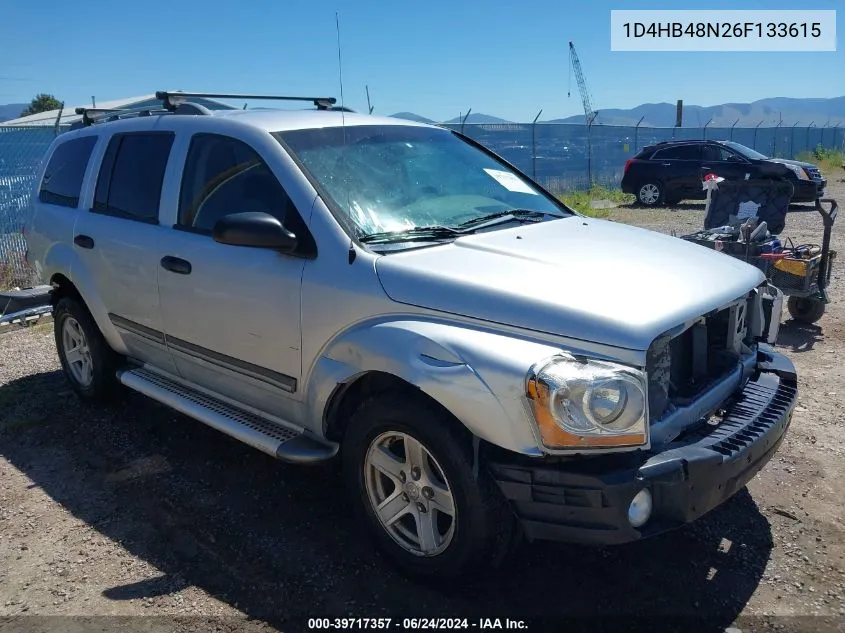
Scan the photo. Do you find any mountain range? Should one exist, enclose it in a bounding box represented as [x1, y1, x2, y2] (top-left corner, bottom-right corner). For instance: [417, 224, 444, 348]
[0, 103, 26, 123]
[390, 96, 845, 127]
[3, 96, 843, 128]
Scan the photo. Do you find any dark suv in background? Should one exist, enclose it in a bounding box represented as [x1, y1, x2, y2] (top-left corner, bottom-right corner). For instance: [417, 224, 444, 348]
[621, 139, 826, 206]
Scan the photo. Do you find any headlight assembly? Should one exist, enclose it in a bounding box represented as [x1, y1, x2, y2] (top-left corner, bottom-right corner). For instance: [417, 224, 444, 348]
[783, 164, 810, 180]
[525, 354, 648, 451]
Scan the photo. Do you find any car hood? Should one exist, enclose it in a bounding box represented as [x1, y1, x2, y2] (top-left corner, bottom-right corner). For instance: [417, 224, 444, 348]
[374, 217, 766, 351]
[766, 157, 816, 169]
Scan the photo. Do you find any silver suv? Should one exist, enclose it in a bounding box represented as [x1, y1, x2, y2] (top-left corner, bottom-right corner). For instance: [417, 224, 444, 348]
[25, 91, 797, 578]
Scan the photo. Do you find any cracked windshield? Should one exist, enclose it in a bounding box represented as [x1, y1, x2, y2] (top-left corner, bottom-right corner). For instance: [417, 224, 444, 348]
[276, 125, 568, 241]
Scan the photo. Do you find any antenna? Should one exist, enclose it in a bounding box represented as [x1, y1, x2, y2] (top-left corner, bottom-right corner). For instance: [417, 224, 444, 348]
[335, 12, 346, 116]
[336, 12, 355, 263]
[366, 85, 374, 114]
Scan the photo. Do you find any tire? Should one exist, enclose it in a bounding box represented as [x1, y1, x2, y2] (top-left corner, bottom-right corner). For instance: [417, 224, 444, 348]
[786, 296, 826, 324]
[636, 181, 664, 207]
[342, 391, 518, 579]
[53, 296, 122, 401]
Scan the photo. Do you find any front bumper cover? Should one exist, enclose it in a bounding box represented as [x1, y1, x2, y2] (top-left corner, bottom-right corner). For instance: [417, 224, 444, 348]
[489, 347, 797, 545]
[793, 179, 826, 202]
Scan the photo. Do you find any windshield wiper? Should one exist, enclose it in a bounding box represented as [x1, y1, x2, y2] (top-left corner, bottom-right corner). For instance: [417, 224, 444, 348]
[359, 225, 462, 244]
[359, 210, 557, 244]
[455, 209, 550, 230]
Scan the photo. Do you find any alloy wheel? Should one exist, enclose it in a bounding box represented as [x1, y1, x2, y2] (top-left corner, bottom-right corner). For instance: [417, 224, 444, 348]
[62, 316, 94, 387]
[638, 183, 661, 205]
[364, 431, 456, 557]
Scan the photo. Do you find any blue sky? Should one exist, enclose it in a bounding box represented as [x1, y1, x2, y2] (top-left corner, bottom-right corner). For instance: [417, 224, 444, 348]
[1, 0, 842, 121]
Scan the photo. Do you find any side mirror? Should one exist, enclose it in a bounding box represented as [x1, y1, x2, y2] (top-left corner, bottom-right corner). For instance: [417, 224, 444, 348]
[212, 212, 298, 252]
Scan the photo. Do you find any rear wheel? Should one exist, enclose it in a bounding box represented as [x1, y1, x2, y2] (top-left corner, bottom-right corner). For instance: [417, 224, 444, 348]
[787, 296, 826, 324]
[342, 391, 517, 579]
[54, 296, 122, 401]
[637, 182, 664, 206]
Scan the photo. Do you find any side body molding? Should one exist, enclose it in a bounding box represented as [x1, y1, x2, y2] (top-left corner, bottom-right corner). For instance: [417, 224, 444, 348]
[304, 319, 566, 455]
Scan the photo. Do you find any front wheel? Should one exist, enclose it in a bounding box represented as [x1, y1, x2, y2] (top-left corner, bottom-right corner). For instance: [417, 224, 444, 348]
[342, 392, 517, 579]
[636, 182, 664, 206]
[787, 296, 826, 324]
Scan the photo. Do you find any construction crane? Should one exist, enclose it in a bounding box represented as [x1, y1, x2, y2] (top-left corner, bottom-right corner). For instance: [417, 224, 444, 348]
[568, 41, 598, 125]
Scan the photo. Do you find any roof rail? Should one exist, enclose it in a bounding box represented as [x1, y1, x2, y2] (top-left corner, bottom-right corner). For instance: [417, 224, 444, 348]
[74, 107, 132, 126]
[155, 91, 337, 111]
[72, 106, 171, 127]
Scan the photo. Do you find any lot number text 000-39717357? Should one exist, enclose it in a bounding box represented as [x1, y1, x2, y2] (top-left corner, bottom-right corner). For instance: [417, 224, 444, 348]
[610, 9, 836, 52]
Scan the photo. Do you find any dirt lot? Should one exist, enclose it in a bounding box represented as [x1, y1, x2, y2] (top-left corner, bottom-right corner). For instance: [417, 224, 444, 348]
[2, 179, 845, 633]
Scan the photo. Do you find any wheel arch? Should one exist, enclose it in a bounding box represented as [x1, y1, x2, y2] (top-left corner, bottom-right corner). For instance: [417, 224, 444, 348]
[304, 319, 556, 455]
[323, 370, 472, 447]
[48, 271, 127, 355]
[49, 272, 82, 306]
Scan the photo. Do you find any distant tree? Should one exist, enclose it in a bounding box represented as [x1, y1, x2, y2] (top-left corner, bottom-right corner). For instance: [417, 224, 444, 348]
[19, 94, 63, 117]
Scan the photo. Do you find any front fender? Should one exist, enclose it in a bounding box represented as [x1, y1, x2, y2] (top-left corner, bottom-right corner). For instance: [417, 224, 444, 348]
[304, 319, 566, 455]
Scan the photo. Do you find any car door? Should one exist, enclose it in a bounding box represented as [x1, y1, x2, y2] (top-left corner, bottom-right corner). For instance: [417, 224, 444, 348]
[701, 143, 750, 182]
[156, 132, 308, 418]
[72, 130, 179, 375]
[651, 143, 702, 199]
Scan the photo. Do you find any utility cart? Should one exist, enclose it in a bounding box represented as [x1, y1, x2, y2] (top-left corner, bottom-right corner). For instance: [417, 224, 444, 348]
[681, 177, 837, 324]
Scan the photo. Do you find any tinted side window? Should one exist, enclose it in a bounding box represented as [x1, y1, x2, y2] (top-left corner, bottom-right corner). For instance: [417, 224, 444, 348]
[93, 132, 174, 222]
[654, 144, 700, 160]
[702, 145, 737, 162]
[179, 134, 294, 232]
[38, 136, 97, 208]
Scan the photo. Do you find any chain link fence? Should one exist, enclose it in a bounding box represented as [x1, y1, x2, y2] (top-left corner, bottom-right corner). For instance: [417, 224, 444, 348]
[1, 125, 69, 288]
[1, 120, 843, 288]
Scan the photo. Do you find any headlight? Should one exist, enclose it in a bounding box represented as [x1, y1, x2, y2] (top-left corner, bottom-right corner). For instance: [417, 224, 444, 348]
[525, 354, 648, 451]
[784, 164, 809, 180]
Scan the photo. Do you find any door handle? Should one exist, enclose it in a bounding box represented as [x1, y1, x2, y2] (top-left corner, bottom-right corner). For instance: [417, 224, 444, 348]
[160, 255, 192, 275]
[73, 234, 95, 249]
[661, 162, 672, 166]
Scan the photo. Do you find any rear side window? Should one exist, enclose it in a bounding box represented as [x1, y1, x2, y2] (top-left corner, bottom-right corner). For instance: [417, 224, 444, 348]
[653, 144, 700, 160]
[93, 132, 174, 222]
[38, 136, 97, 208]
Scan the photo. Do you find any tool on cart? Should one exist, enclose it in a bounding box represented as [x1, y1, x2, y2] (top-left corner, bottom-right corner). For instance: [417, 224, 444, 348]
[681, 177, 837, 324]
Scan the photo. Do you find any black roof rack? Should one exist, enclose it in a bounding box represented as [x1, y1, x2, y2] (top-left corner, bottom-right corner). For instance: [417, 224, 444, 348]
[71, 91, 342, 129]
[74, 107, 132, 126]
[72, 106, 173, 128]
[155, 91, 337, 111]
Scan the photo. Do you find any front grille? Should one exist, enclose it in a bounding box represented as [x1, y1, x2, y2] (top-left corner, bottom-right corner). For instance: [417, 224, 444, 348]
[647, 302, 748, 422]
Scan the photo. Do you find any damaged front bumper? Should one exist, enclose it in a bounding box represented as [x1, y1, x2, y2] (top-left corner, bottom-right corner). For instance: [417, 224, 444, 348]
[489, 345, 797, 545]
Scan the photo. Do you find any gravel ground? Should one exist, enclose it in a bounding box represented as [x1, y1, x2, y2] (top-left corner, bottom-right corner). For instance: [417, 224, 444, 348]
[1, 179, 845, 633]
